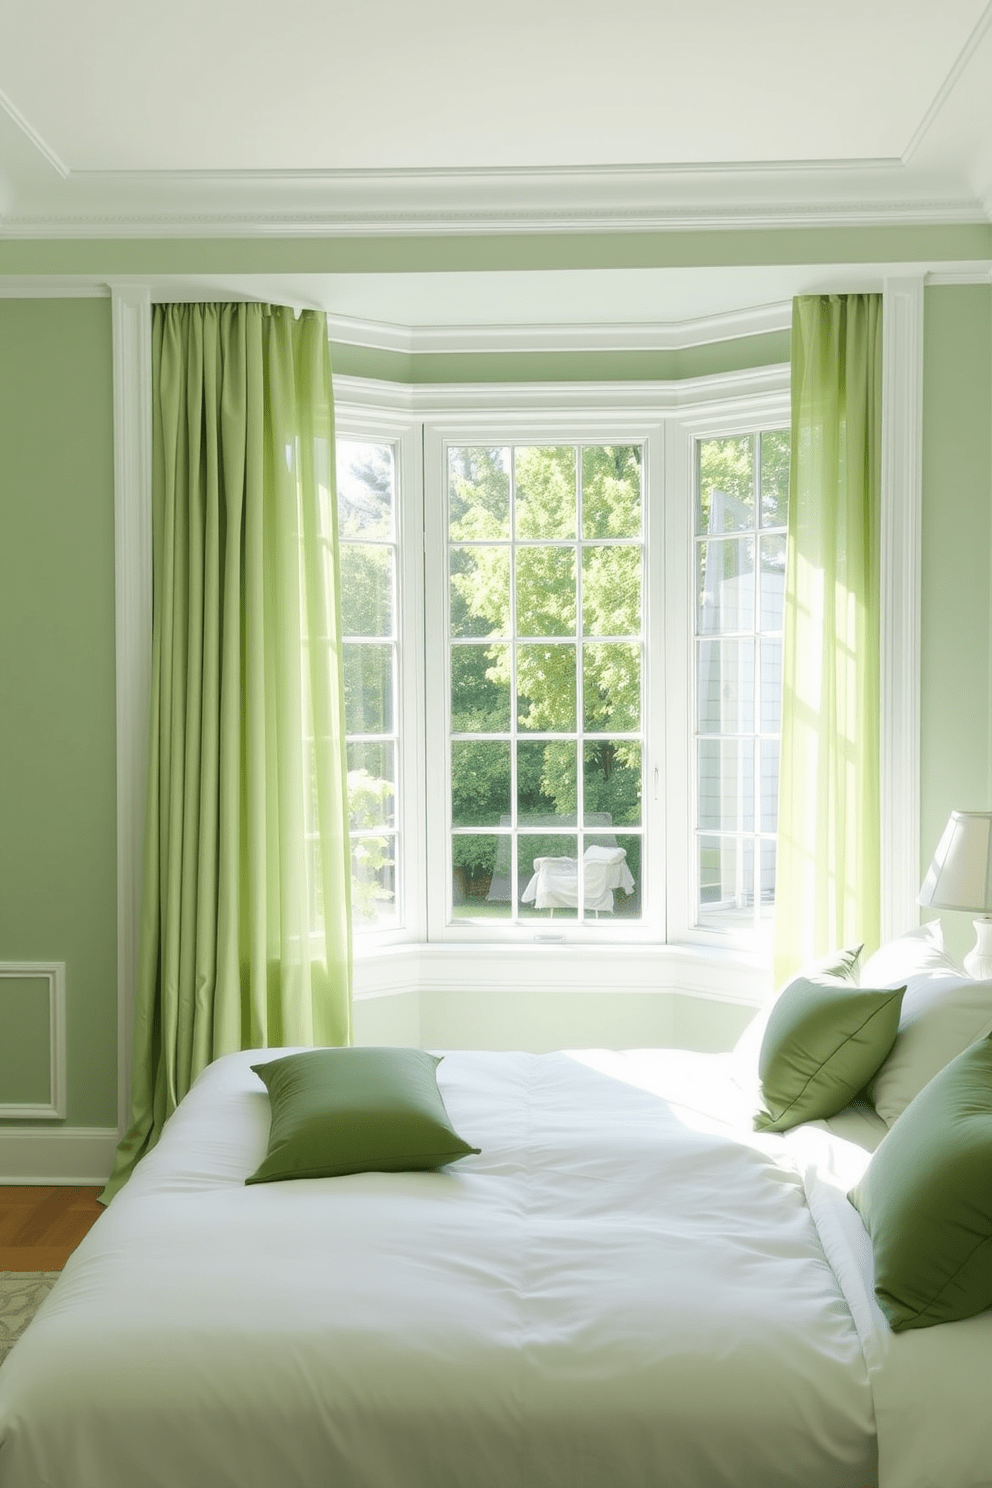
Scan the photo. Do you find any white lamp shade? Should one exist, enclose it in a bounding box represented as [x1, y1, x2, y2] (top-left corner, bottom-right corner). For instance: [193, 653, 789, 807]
[919, 811, 992, 913]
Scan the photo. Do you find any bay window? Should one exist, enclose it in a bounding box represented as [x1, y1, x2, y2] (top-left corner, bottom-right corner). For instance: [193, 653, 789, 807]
[334, 386, 791, 962]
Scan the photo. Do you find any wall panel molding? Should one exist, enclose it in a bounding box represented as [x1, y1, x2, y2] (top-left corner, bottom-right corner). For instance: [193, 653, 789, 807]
[0, 962, 66, 1120]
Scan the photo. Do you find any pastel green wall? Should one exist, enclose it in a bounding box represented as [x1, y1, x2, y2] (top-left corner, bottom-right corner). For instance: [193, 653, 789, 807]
[0, 297, 118, 1128]
[330, 331, 790, 385]
[920, 284, 992, 964]
[1, 223, 989, 276]
[2, 265, 991, 1135]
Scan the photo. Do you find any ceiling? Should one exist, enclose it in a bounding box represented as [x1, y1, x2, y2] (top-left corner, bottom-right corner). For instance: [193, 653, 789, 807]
[2, 0, 992, 330]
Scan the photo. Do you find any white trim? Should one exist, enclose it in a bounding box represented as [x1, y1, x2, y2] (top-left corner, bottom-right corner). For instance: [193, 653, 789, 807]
[328, 302, 792, 357]
[880, 277, 924, 942]
[0, 1128, 119, 1186]
[0, 155, 988, 238]
[0, 963, 66, 1120]
[925, 267, 992, 285]
[111, 285, 153, 1138]
[353, 941, 768, 1005]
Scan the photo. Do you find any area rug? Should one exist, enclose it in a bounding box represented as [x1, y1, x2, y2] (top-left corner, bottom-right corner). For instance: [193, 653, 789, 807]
[0, 1273, 60, 1366]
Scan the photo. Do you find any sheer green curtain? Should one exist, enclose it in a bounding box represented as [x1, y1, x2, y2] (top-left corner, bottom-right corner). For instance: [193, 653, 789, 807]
[104, 303, 351, 1202]
[774, 294, 883, 985]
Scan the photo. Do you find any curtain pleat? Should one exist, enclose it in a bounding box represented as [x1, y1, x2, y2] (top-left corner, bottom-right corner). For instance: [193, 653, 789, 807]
[774, 293, 883, 985]
[104, 302, 351, 1203]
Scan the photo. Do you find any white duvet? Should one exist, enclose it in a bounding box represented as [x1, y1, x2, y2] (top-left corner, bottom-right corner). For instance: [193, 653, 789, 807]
[0, 1047, 989, 1488]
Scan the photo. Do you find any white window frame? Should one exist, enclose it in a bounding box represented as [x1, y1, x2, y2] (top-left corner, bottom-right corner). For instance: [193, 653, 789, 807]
[423, 416, 664, 946]
[664, 387, 792, 954]
[334, 407, 428, 948]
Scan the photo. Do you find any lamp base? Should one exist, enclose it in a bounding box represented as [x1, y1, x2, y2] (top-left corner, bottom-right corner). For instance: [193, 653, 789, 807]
[963, 917, 992, 980]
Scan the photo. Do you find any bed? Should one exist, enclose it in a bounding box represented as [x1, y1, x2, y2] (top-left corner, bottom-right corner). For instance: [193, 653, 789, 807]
[1, 934, 991, 1488]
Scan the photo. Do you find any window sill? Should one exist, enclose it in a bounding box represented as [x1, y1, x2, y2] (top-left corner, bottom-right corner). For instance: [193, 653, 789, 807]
[353, 938, 771, 1006]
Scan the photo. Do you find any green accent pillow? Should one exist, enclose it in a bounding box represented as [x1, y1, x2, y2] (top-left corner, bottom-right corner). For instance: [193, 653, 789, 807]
[754, 974, 905, 1132]
[246, 1047, 480, 1185]
[849, 1034, 992, 1332]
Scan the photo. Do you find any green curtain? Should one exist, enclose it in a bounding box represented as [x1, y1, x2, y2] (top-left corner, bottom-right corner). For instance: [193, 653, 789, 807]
[774, 293, 883, 985]
[104, 303, 352, 1202]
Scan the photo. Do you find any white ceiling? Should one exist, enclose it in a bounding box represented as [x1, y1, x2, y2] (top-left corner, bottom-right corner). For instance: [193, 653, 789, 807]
[1, 0, 987, 173]
[2, 0, 992, 329]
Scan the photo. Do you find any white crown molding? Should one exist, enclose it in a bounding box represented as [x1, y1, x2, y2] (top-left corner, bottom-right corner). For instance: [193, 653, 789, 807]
[328, 301, 792, 356]
[0, 963, 66, 1120]
[880, 277, 924, 943]
[925, 266, 992, 284]
[0, 158, 988, 237]
[0, 1128, 119, 1185]
[333, 364, 791, 420]
[111, 285, 153, 1141]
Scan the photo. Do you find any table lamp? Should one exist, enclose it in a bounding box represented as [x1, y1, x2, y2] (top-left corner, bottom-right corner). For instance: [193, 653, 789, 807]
[918, 809, 992, 978]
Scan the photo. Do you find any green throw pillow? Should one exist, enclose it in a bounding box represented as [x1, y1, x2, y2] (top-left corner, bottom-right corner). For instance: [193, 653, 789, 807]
[246, 1047, 480, 1185]
[849, 1034, 992, 1332]
[754, 975, 905, 1132]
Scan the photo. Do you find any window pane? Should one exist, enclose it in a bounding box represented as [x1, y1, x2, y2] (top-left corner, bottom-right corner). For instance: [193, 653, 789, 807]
[698, 435, 754, 534]
[444, 441, 646, 929]
[759, 535, 786, 631]
[759, 638, 783, 733]
[448, 447, 510, 539]
[350, 836, 397, 926]
[583, 643, 640, 732]
[698, 739, 754, 832]
[452, 834, 510, 919]
[340, 543, 393, 637]
[451, 740, 510, 827]
[337, 442, 394, 540]
[584, 741, 641, 827]
[697, 835, 755, 930]
[697, 536, 755, 634]
[347, 742, 395, 829]
[697, 639, 754, 735]
[516, 644, 576, 732]
[518, 740, 577, 822]
[343, 643, 393, 734]
[582, 445, 642, 539]
[514, 446, 576, 539]
[516, 547, 576, 637]
[759, 740, 779, 833]
[450, 547, 511, 638]
[582, 546, 640, 637]
[451, 644, 510, 732]
[760, 430, 790, 528]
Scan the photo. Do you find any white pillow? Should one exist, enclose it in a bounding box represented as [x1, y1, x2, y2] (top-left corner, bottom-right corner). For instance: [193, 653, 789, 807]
[867, 969, 992, 1125]
[859, 919, 958, 988]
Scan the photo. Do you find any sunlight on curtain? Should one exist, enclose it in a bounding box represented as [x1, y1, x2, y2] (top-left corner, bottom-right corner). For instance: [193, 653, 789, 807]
[104, 303, 351, 1202]
[774, 294, 882, 985]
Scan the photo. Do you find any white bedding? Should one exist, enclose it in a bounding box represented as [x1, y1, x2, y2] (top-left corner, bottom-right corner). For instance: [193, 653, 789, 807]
[0, 1047, 988, 1488]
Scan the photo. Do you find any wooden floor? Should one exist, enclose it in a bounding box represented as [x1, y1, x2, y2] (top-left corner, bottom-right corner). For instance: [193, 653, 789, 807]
[0, 1187, 105, 1270]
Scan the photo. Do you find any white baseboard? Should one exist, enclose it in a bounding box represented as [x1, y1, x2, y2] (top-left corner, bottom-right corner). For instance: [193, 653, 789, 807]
[0, 1127, 119, 1185]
